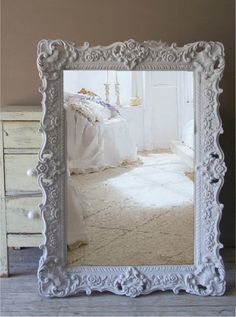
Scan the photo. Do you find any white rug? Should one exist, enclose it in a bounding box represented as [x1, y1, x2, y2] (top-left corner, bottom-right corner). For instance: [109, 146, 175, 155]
[68, 152, 194, 266]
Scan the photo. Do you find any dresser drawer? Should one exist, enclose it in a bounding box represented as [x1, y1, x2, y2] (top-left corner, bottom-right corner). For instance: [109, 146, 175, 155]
[6, 196, 42, 233]
[5, 154, 39, 193]
[7, 234, 42, 247]
[3, 121, 41, 149]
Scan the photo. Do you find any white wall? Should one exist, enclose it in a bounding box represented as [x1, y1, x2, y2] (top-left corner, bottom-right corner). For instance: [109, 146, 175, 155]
[64, 70, 132, 105]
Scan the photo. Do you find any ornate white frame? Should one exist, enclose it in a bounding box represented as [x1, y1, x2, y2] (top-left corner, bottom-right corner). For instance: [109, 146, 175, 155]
[36, 39, 226, 298]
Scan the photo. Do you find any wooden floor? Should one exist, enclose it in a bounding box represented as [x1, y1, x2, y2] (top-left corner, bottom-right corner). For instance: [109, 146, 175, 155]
[0, 248, 235, 316]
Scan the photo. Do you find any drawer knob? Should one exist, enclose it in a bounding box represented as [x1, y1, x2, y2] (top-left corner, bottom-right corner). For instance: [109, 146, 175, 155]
[27, 211, 39, 219]
[26, 168, 37, 177]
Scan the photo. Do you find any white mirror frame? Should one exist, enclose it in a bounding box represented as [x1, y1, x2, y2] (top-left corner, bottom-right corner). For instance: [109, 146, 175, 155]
[36, 39, 226, 298]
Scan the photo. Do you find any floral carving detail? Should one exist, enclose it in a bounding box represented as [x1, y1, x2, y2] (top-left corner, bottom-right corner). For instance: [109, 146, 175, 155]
[38, 256, 72, 297]
[185, 258, 225, 296]
[37, 156, 65, 181]
[114, 267, 150, 297]
[47, 186, 59, 203]
[48, 87, 57, 105]
[48, 134, 58, 146]
[42, 205, 59, 220]
[84, 50, 102, 63]
[198, 153, 226, 183]
[202, 208, 213, 223]
[86, 275, 102, 287]
[112, 39, 149, 69]
[202, 204, 223, 223]
[204, 135, 215, 153]
[152, 273, 182, 287]
[48, 233, 58, 249]
[203, 112, 216, 130]
[204, 88, 215, 103]
[37, 39, 78, 80]
[205, 230, 215, 252]
[43, 115, 59, 131]
[203, 183, 214, 202]
[161, 49, 177, 63]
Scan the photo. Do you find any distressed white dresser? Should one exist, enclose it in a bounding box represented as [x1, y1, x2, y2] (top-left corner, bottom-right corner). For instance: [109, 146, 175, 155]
[0, 106, 42, 276]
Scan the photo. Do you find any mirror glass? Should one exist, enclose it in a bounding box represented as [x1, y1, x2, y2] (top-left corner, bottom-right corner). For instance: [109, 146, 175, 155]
[63, 70, 194, 266]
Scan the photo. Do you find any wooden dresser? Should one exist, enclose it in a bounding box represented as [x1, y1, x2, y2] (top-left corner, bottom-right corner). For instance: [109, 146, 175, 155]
[0, 106, 42, 276]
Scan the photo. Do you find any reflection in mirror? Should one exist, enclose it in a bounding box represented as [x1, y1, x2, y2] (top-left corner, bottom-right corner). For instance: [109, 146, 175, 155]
[63, 70, 194, 266]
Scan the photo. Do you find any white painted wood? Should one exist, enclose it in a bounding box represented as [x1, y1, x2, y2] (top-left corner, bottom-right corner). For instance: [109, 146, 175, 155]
[36, 39, 226, 298]
[1, 248, 235, 317]
[4, 154, 39, 193]
[0, 108, 42, 276]
[0, 121, 8, 276]
[0, 121, 5, 198]
[0, 198, 8, 276]
[4, 148, 39, 154]
[7, 234, 42, 247]
[0, 105, 41, 121]
[6, 196, 42, 233]
[3, 121, 41, 149]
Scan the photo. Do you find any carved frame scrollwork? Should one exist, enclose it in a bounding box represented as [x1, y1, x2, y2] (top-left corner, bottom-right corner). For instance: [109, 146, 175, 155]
[36, 39, 226, 297]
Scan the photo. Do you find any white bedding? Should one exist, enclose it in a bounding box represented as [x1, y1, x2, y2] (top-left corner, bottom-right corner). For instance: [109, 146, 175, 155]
[65, 94, 138, 174]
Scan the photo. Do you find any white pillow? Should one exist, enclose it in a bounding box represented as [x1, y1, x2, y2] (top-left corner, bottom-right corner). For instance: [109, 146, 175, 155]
[64, 94, 111, 123]
[83, 99, 111, 121]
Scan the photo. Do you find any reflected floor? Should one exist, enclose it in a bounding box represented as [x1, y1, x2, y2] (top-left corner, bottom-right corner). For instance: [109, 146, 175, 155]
[68, 152, 194, 266]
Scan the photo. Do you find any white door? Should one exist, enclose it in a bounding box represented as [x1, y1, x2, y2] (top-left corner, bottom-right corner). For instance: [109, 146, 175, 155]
[144, 71, 178, 150]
